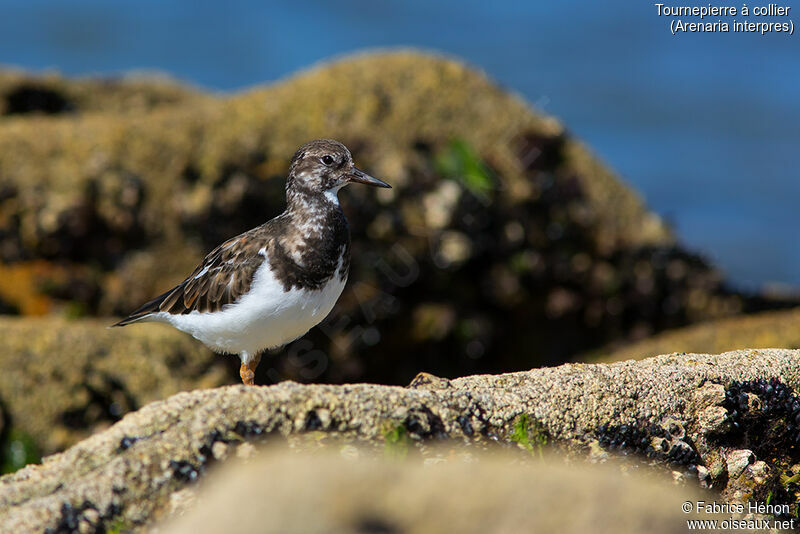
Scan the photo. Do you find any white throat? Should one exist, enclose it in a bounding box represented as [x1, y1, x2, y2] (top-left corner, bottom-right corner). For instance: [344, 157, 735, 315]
[323, 184, 345, 205]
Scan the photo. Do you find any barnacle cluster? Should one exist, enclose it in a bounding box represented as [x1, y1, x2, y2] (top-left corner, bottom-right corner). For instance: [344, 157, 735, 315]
[718, 378, 800, 457]
[596, 420, 701, 469]
[714, 379, 800, 515]
[169, 422, 277, 487]
[48, 501, 120, 534]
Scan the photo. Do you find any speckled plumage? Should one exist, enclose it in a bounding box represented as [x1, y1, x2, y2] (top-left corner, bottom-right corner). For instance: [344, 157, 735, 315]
[113, 139, 390, 385]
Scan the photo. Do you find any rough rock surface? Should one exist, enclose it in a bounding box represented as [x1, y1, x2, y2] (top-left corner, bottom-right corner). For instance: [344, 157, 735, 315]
[1, 52, 790, 386]
[0, 316, 228, 455]
[1, 349, 798, 532]
[161, 448, 710, 534]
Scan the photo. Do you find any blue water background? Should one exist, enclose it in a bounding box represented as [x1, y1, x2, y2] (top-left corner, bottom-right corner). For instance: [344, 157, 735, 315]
[1, 0, 798, 289]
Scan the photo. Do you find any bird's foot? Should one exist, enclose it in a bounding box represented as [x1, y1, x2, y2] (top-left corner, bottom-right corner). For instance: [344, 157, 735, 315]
[239, 354, 262, 386]
[239, 363, 255, 385]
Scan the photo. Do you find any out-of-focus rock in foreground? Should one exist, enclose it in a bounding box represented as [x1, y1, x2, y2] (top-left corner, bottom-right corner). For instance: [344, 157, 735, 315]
[162, 448, 707, 534]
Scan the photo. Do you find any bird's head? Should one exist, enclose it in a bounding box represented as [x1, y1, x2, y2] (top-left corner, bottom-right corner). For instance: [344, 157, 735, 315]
[287, 139, 390, 202]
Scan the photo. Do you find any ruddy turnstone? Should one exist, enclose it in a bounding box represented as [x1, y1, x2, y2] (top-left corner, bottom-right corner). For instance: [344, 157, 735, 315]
[113, 139, 390, 385]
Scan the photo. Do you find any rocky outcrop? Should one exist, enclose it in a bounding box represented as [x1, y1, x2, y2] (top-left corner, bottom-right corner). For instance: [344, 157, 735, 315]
[1, 349, 799, 532]
[0, 316, 229, 456]
[1, 52, 790, 387]
[600, 307, 800, 362]
[0, 69, 206, 116]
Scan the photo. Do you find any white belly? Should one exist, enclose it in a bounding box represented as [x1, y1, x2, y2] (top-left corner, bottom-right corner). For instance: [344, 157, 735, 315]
[152, 259, 347, 358]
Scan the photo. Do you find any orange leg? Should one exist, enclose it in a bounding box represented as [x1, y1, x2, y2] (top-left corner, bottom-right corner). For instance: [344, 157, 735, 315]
[239, 353, 262, 386]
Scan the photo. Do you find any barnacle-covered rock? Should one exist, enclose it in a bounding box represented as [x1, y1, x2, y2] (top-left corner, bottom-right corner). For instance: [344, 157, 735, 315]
[697, 406, 731, 435]
[1, 349, 799, 531]
[726, 449, 754, 478]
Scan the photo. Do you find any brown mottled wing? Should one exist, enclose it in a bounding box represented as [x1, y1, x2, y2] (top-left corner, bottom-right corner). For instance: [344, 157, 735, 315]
[113, 226, 270, 325]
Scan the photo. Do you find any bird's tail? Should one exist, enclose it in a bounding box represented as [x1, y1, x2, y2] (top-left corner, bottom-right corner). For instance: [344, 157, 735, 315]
[110, 286, 178, 327]
[110, 314, 151, 327]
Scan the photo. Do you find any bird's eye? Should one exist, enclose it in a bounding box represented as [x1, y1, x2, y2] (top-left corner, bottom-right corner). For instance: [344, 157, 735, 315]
[321, 155, 335, 166]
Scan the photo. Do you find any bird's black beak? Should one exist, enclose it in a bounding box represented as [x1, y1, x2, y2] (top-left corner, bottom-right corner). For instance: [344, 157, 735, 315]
[348, 167, 391, 188]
